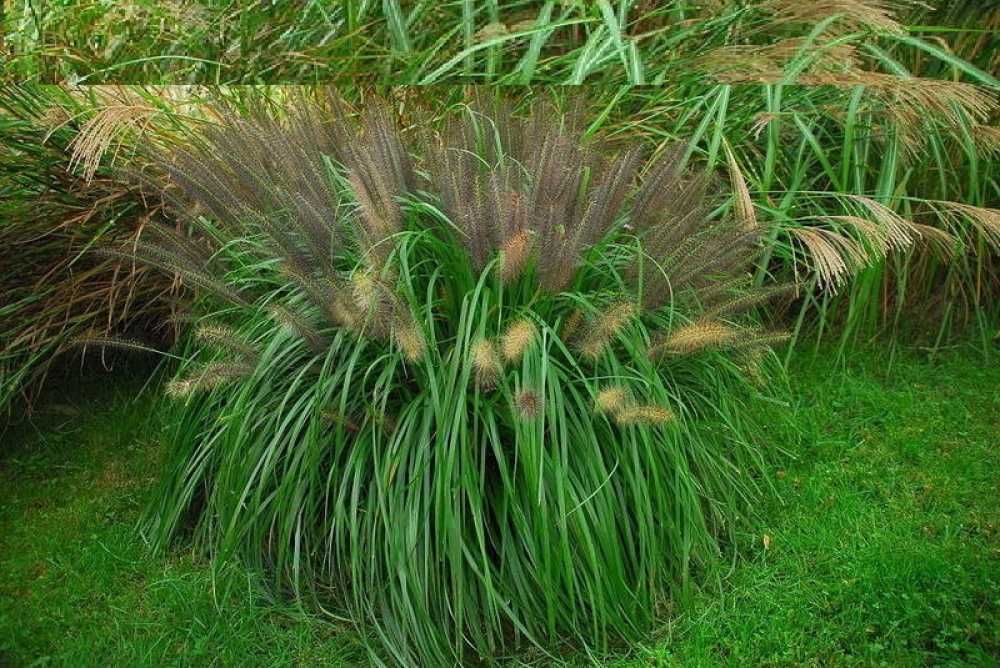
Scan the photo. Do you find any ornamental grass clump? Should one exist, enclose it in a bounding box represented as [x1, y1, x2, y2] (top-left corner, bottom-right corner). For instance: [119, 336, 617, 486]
[131, 94, 793, 666]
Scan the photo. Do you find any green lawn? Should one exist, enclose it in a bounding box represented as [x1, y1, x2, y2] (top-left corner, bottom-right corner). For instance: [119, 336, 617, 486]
[2, 346, 998, 666]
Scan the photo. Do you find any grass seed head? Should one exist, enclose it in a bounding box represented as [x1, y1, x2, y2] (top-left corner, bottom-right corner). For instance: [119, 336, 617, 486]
[615, 404, 674, 426]
[578, 301, 636, 359]
[654, 320, 740, 356]
[393, 319, 426, 362]
[500, 229, 533, 283]
[595, 386, 630, 414]
[472, 338, 502, 389]
[516, 390, 541, 419]
[165, 378, 195, 398]
[501, 318, 537, 364]
[165, 361, 253, 399]
[194, 324, 258, 360]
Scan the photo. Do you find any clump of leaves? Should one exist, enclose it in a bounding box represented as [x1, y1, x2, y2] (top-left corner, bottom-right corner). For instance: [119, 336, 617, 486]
[133, 94, 793, 666]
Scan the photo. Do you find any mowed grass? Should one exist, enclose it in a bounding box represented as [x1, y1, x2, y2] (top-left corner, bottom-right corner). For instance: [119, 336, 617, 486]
[1, 345, 998, 666]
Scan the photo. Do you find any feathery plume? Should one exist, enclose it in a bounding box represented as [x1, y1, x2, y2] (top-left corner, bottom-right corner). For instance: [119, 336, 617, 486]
[789, 227, 869, 290]
[165, 361, 254, 398]
[761, 0, 904, 35]
[501, 319, 537, 364]
[595, 386, 630, 415]
[68, 103, 158, 182]
[725, 145, 757, 231]
[614, 404, 674, 426]
[697, 38, 859, 80]
[971, 125, 1000, 157]
[194, 324, 258, 361]
[942, 203, 1000, 251]
[908, 223, 958, 259]
[652, 320, 740, 356]
[500, 229, 534, 283]
[577, 301, 637, 359]
[472, 338, 502, 389]
[821, 215, 892, 259]
[846, 196, 914, 252]
[393, 318, 427, 362]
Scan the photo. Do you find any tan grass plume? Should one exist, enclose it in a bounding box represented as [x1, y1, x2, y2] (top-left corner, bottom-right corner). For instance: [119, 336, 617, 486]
[595, 386, 630, 415]
[789, 227, 869, 290]
[392, 317, 427, 362]
[501, 318, 537, 364]
[500, 229, 534, 283]
[651, 320, 740, 356]
[165, 361, 254, 398]
[472, 338, 502, 389]
[614, 404, 674, 426]
[725, 145, 757, 231]
[577, 301, 637, 359]
[68, 102, 158, 182]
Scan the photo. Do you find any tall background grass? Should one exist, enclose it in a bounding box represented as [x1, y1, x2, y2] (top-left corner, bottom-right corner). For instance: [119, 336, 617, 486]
[1, 1, 997, 414]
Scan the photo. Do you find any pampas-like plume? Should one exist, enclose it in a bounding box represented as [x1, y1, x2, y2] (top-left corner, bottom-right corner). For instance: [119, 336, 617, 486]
[821, 215, 893, 260]
[845, 195, 915, 252]
[810, 74, 992, 155]
[392, 318, 426, 362]
[725, 145, 757, 231]
[651, 320, 740, 356]
[972, 125, 1000, 157]
[789, 227, 870, 290]
[761, 0, 904, 34]
[697, 38, 859, 79]
[472, 338, 502, 389]
[194, 324, 259, 361]
[712, 69, 996, 155]
[941, 203, 1000, 251]
[594, 386, 630, 414]
[500, 229, 533, 283]
[68, 102, 158, 182]
[908, 223, 959, 259]
[165, 361, 254, 398]
[614, 404, 674, 426]
[577, 301, 637, 359]
[501, 318, 537, 364]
